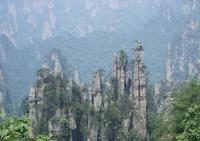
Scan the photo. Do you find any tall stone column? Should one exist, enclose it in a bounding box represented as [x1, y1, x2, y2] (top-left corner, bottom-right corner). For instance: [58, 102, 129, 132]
[87, 71, 104, 141]
[29, 84, 44, 136]
[131, 41, 147, 137]
[91, 71, 103, 111]
[112, 50, 128, 98]
[73, 65, 81, 86]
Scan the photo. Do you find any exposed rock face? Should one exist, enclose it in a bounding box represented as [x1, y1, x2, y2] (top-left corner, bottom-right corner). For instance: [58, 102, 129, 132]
[131, 42, 147, 136]
[166, 17, 200, 81]
[29, 84, 44, 136]
[42, 49, 66, 76]
[87, 71, 104, 141]
[110, 42, 148, 138]
[69, 110, 77, 130]
[0, 67, 6, 116]
[91, 71, 103, 111]
[111, 42, 147, 137]
[0, 61, 11, 116]
[29, 49, 70, 138]
[48, 108, 76, 138]
[48, 122, 61, 137]
[154, 80, 177, 114]
[0, 69, 5, 104]
[73, 65, 81, 86]
[153, 80, 177, 140]
[29, 46, 148, 140]
[112, 50, 128, 97]
[0, 47, 8, 115]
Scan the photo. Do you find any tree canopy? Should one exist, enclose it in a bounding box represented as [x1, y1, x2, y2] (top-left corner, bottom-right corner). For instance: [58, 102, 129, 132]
[0, 117, 51, 141]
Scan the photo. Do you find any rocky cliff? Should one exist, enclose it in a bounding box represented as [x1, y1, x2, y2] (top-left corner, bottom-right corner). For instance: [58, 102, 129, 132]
[0, 66, 6, 116]
[28, 41, 148, 141]
[0, 52, 11, 116]
[1, 0, 200, 109]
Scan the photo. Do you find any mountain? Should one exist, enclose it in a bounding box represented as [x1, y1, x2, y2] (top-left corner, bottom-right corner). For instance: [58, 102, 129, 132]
[165, 2, 200, 80]
[0, 34, 41, 103]
[0, 0, 161, 46]
[0, 0, 200, 108]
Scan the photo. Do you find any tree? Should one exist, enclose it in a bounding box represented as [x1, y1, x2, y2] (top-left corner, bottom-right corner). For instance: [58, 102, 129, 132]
[176, 105, 200, 141]
[0, 117, 51, 141]
[119, 50, 128, 66]
[103, 94, 135, 141]
[148, 81, 200, 141]
[171, 81, 200, 139]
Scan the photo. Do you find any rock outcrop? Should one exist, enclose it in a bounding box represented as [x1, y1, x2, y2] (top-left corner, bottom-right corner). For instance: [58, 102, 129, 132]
[29, 44, 148, 140]
[0, 60, 11, 116]
[154, 80, 177, 115]
[87, 71, 104, 141]
[29, 84, 44, 136]
[42, 49, 67, 77]
[131, 41, 147, 136]
[91, 71, 103, 112]
[29, 49, 71, 137]
[0, 67, 6, 116]
[112, 50, 129, 97]
[166, 17, 200, 81]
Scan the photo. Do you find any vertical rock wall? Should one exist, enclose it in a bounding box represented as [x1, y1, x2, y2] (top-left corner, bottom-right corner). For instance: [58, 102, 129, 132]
[131, 42, 147, 136]
[112, 50, 128, 97]
[87, 71, 104, 141]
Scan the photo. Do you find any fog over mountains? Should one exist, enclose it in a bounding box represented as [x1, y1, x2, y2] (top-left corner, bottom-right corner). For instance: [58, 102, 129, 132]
[0, 0, 200, 104]
[0, 0, 161, 41]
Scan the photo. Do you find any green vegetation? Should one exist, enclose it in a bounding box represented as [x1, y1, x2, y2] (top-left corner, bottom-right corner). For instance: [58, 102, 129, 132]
[0, 117, 51, 141]
[4, 68, 200, 141]
[171, 81, 200, 141]
[28, 68, 87, 140]
[103, 94, 135, 141]
[21, 66, 145, 141]
[176, 105, 200, 141]
[149, 81, 200, 141]
[119, 50, 128, 66]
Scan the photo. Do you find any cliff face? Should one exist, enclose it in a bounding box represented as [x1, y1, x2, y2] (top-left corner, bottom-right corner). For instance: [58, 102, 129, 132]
[112, 50, 129, 97]
[154, 0, 200, 122]
[154, 81, 177, 114]
[131, 43, 147, 136]
[0, 47, 11, 116]
[42, 49, 67, 77]
[166, 24, 200, 81]
[155, 2, 200, 119]
[1, 0, 200, 110]
[0, 0, 161, 46]
[28, 42, 147, 141]
[0, 67, 13, 116]
[0, 67, 6, 116]
[164, 0, 200, 81]
[29, 49, 72, 137]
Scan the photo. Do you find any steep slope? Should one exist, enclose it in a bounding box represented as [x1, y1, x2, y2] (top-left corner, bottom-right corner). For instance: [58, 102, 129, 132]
[165, 0, 200, 81]
[0, 34, 41, 103]
[0, 66, 6, 116]
[0, 0, 161, 47]
[0, 0, 200, 106]
[0, 68, 12, 116]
